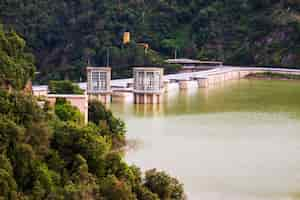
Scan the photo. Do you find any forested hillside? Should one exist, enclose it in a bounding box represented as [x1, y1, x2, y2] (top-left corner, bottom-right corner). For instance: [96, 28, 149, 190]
[1, 0, 300, 82]
[0, 24, 185, 200]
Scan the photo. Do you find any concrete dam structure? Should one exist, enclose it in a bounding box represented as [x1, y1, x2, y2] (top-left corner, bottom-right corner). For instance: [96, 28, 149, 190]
[32, 66, 300, 118]
[109, 66, 300, 103]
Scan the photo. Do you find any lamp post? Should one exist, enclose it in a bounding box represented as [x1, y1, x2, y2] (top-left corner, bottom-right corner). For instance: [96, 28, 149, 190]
[106, 47, 110, 67]
[174, 48, 178, 59]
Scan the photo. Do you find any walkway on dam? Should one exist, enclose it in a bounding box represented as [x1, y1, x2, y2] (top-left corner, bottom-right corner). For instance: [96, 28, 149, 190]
[33, 66, 300, 93]
[109, 66, 300, 89]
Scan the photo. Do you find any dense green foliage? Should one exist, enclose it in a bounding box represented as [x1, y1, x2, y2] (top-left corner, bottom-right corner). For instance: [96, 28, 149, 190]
[55, 98, 84, 124]
[88, 100, 126, 148]
[144, 169, 184, 200]
[0, 27, 185, 199]
[49, 80, 84, 94]
[1, 0, 299, 82]
[0, 24, 35, 90]
[0, 89, 185, 200]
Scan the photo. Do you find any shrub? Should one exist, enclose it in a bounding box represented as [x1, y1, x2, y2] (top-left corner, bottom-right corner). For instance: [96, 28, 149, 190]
[49, 80, 83, 94]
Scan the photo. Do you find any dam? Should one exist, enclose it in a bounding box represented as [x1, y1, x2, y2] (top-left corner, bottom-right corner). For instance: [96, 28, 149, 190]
[33, 66, 300, 103]
[102, 66, 300, 103]
[32, 66, 300, 122]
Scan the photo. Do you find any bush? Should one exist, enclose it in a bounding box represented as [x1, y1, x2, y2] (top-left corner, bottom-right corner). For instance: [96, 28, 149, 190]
[144, 169, 185, 200]
[88, 100, 126, 148]
[55, 98, 84, 124]
[49, 80, 83, 94]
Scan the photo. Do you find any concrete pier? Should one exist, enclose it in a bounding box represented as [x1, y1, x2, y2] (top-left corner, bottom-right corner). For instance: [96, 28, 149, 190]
[197, 78, 209, 88]
[163, 80, 170, 93]
[88, 93, 111, 104]
[179, 80, 190, 90]
[134, 93, 163, 104]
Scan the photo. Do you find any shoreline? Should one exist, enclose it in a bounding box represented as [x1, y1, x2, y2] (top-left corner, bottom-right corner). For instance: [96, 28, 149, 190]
[245, 72, 300, 81]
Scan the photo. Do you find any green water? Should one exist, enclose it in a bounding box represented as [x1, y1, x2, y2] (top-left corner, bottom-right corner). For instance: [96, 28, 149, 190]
[111, 79, 300, 200]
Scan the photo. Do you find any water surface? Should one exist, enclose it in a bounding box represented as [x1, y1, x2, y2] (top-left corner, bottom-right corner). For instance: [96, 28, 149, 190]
[111, 79, 300, 200]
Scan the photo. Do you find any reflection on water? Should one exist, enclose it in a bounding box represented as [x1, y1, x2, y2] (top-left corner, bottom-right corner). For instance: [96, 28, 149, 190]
[111, 79, 300, 200]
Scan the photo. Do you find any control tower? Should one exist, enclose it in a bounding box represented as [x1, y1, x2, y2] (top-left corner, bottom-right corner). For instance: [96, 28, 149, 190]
[86, 67, 111, 104]
[133, 67, 164, 104]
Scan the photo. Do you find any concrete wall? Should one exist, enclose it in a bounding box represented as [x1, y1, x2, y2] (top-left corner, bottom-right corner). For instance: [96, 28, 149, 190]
[112, 91, 133, 103]
[47, 94, 88, 124]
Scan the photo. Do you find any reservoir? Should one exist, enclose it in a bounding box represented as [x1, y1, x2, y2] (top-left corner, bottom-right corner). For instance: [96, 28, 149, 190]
[111, 79, 300, 200]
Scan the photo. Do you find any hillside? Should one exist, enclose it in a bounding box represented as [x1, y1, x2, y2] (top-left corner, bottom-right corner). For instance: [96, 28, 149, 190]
[0, 24, 185, 200]
[0, 0, 300, 82]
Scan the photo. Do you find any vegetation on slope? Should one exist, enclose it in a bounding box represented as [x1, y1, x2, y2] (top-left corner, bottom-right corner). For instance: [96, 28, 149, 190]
[0, 23, 185, 200]
[88, 100, 126, 148]
[0, 1, 299, 82]
[55, 98, 84, 124]
[0, 24, 35, 90]
[246, 71, 300, 80]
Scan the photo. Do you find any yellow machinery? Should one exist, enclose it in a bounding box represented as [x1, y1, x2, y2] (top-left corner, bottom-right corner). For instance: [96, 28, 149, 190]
[123, 32, 130, 44]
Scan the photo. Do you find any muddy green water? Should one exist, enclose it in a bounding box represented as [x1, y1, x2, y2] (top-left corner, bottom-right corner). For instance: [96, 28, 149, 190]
[111, 79, 300, 200]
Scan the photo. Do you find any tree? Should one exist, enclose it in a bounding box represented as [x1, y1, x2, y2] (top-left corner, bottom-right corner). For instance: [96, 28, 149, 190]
[0, 25, 187, 199]
[135, 185, 160, 200]
[88, 100, 126, 148]
[0, 154, 18, 199]
[99, 175, 136, 200]
[144, 169, 185, 200]
[55, 98, 84, 124]
[0, 88, 186, 200]
[51, 122, 110, 177]
[64, 154, 100, 200]
[0, 24, 35, 90]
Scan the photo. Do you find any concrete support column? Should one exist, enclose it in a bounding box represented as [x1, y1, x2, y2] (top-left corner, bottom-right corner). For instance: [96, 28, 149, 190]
[134, 93, 163, 104]
[179, 80, 189, 90]
[163, 81, 169, 93]
[225, 72, 229, 80]
[233, 71, 240, 79]
[210, 76, 217, 85]
[103, 94, 111, 104]
[88, 94, 111, 104]
[143, 94, 147, 104]
[218, 75, 222, 83]
[229, 72, 232, 80]
[214, 76, 218, 84]
[197, 78, 209, 88]
[134, 94, 138, 104]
